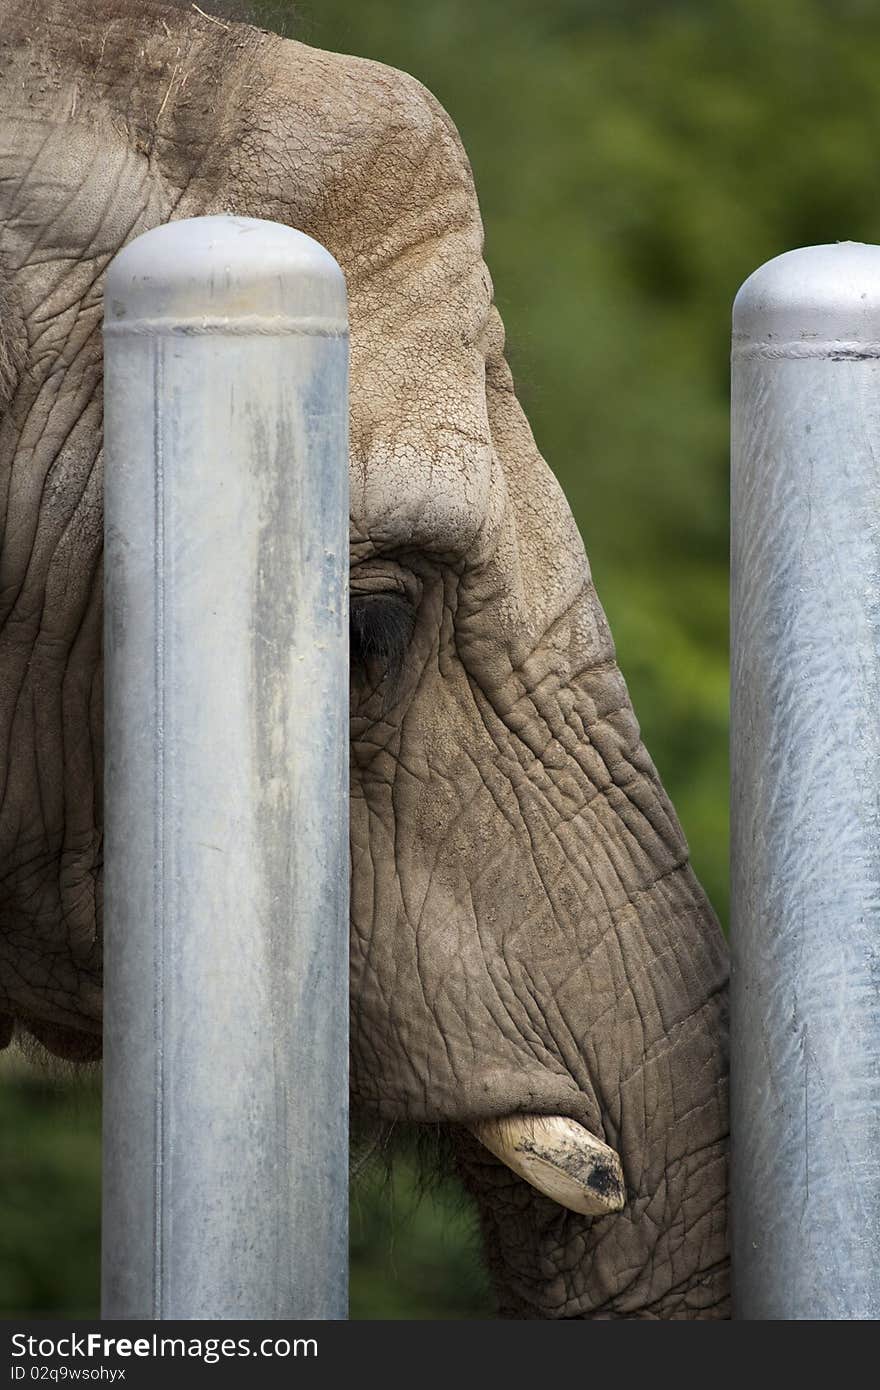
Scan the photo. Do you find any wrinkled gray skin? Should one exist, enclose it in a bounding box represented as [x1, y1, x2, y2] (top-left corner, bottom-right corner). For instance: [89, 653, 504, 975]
[0, 0, 729, 1317]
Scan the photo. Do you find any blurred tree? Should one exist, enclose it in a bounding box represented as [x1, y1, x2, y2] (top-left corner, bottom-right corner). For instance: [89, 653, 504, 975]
[0, 1061, 101, 1317]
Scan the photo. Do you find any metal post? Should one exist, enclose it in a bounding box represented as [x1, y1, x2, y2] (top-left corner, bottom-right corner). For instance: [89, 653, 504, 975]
[101, 215, 349, 1319]
[731, 242, 880, 1319]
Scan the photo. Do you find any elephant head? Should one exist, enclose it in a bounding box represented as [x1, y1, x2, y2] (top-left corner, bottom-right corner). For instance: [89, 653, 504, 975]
[0, 0, 729, 1317]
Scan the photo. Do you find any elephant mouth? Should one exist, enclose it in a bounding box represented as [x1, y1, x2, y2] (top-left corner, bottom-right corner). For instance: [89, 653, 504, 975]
[470, 1113, 626, 1217]
[8, 1018, 625, 1217]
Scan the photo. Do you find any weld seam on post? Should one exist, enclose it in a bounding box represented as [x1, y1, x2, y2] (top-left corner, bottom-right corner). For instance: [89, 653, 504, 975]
[732, 339, 880, 361]
[151, 337, 166, 1323]
[104, 316, 349, 339]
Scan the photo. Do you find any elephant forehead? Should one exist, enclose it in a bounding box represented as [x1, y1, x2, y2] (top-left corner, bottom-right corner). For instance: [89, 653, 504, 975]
[1, 11, 505, 559]
[264, 42, 501, 558]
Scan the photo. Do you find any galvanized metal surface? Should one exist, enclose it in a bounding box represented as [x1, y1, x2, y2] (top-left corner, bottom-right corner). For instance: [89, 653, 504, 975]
[731, 242, 880, 1319]
[102, 216, 349, 1319]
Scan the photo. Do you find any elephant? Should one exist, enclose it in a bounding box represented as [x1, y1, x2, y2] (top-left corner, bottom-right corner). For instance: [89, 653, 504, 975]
[0, 0, 729, 1317]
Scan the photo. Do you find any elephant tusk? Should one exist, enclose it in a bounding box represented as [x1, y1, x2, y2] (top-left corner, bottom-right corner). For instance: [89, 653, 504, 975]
[471, 1113, 626, 1217]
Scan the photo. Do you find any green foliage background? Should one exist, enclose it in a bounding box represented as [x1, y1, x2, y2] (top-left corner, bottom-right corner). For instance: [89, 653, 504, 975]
[4, 0, 879, 1319]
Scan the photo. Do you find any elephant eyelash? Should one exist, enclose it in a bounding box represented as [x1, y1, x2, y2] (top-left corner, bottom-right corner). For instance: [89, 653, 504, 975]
[349, 593, 416, 684]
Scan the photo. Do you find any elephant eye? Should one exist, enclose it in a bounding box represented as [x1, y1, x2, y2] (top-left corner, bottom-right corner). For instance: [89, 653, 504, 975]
[349, 592, 415, 680]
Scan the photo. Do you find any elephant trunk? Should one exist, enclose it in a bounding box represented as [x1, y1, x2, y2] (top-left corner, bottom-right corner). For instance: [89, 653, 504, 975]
[457, 857, 730, 1320]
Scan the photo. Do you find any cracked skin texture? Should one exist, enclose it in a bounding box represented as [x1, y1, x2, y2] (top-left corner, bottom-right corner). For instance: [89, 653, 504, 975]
[0, 0, 729, 1317]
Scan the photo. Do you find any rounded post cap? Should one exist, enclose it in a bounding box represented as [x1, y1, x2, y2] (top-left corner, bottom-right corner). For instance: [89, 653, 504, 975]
[733, 241, 880, 351]
[104, 215, 347, 333]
